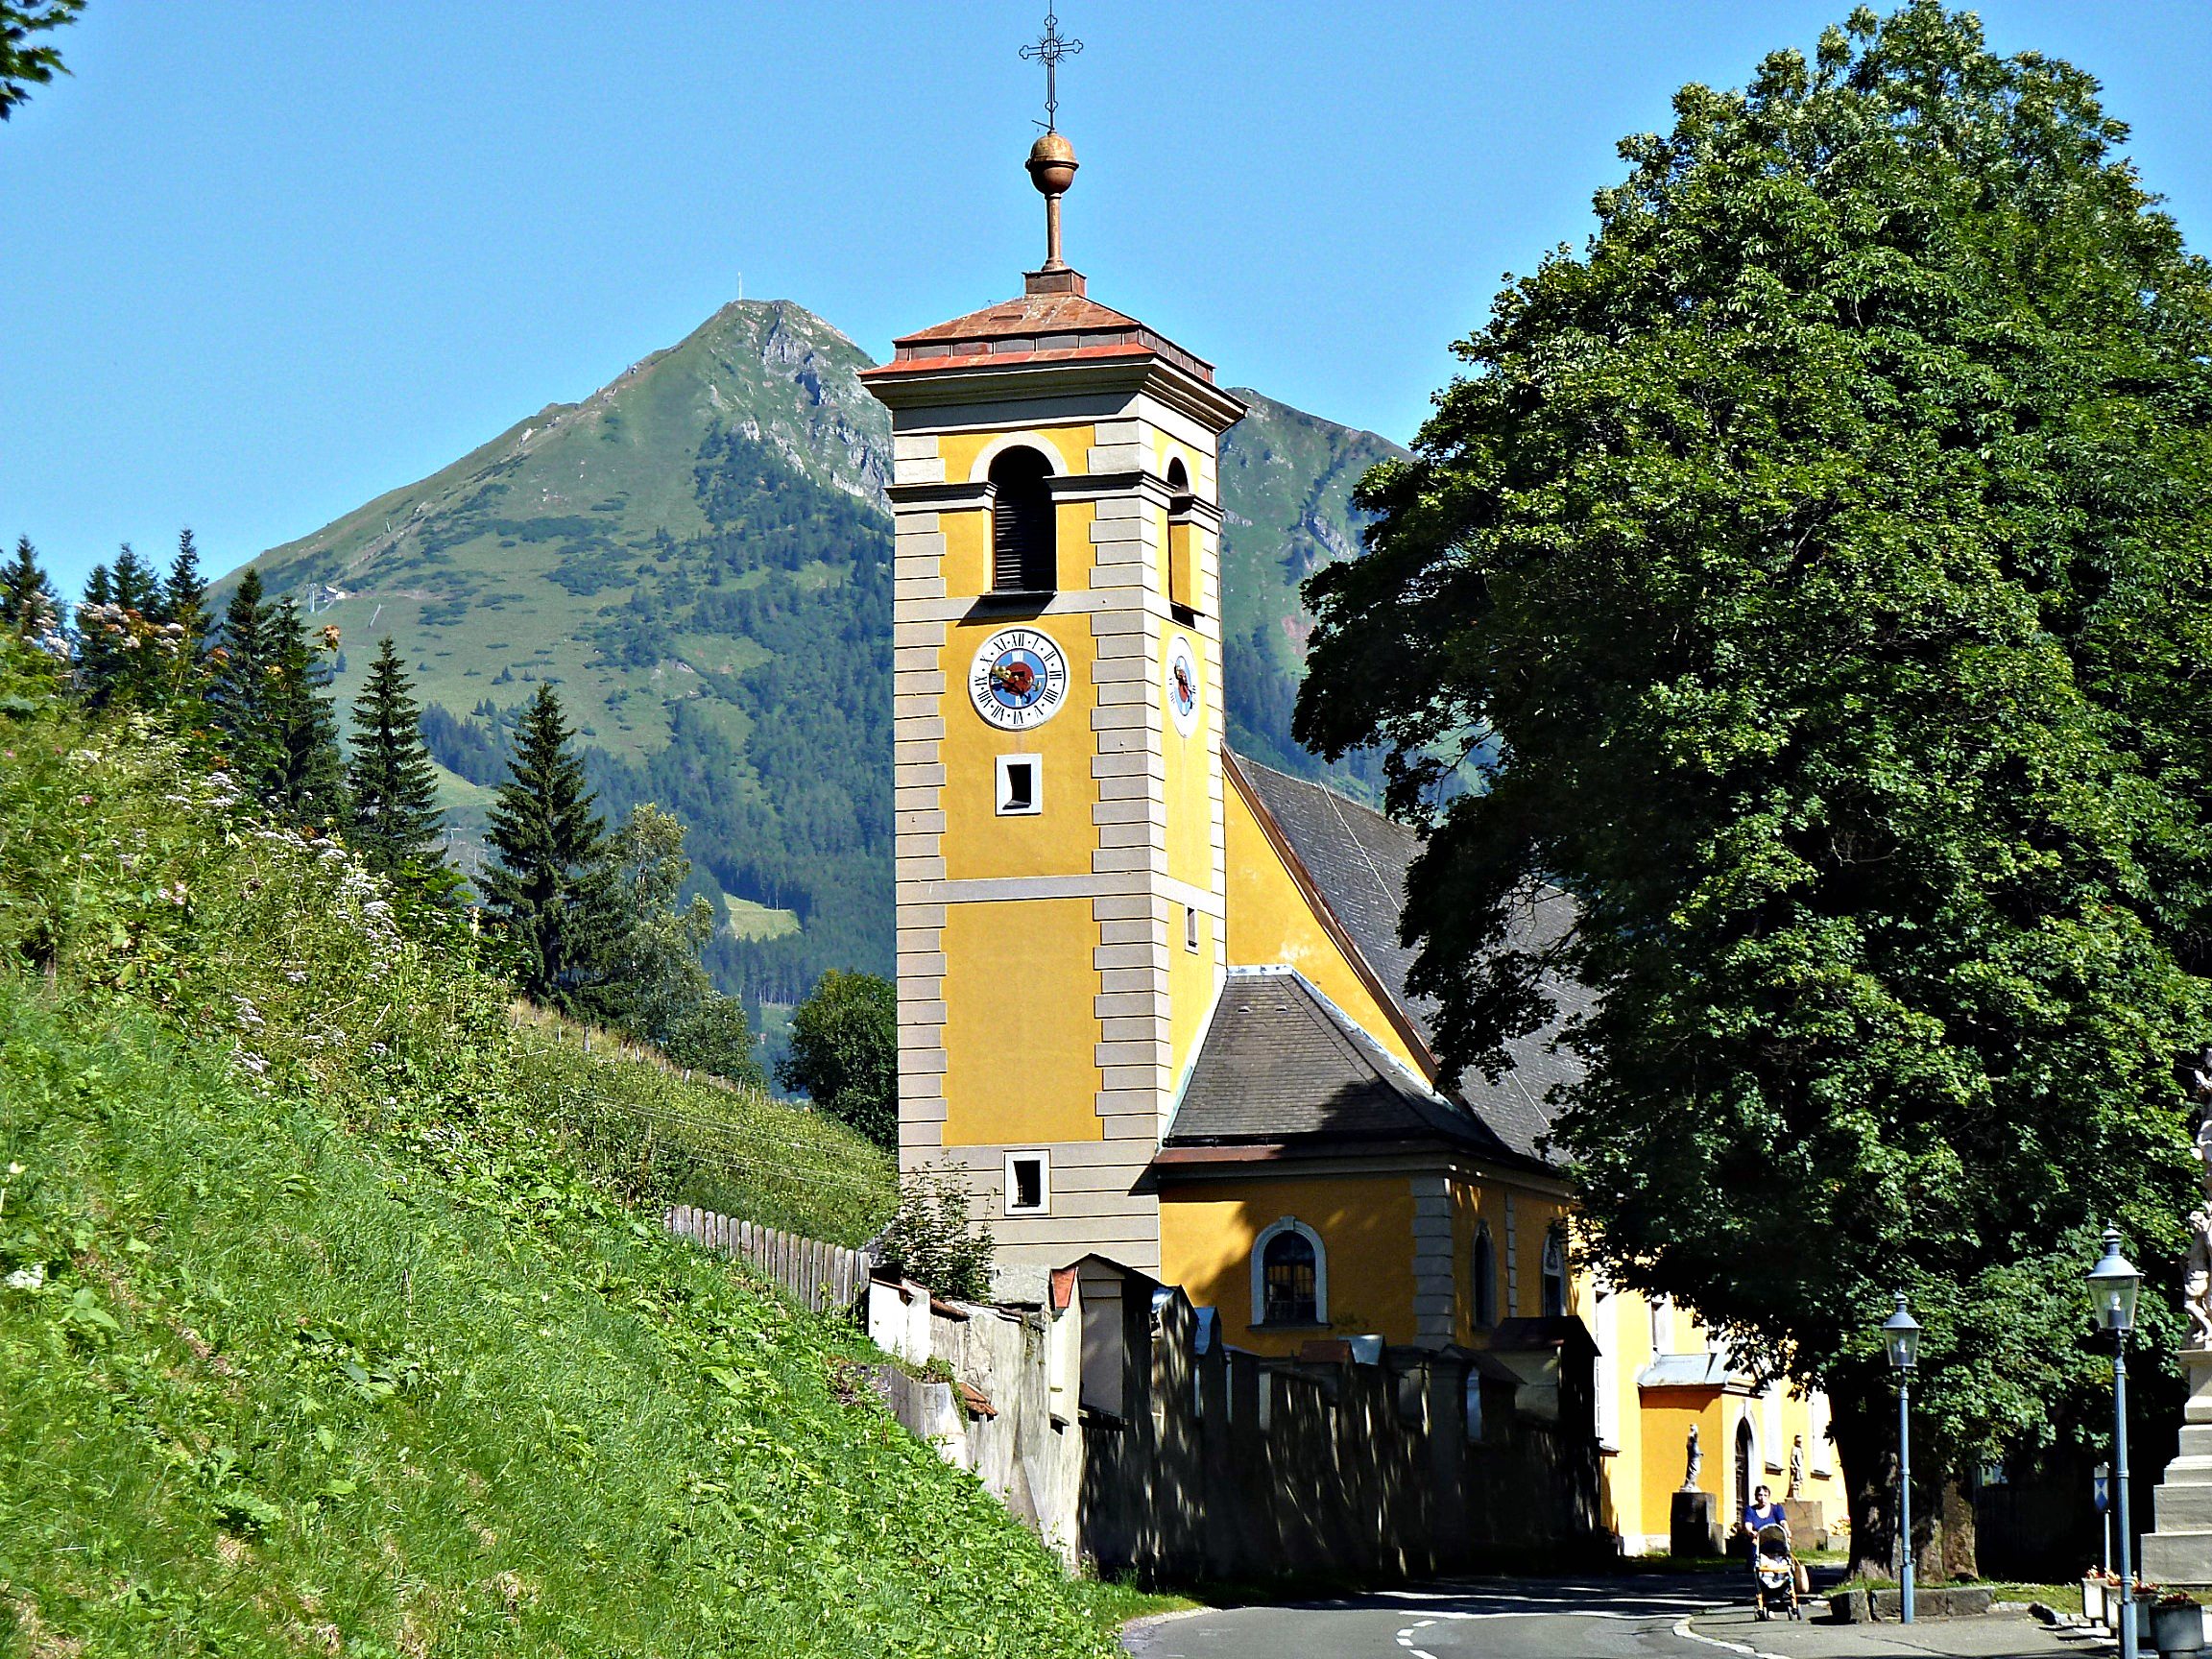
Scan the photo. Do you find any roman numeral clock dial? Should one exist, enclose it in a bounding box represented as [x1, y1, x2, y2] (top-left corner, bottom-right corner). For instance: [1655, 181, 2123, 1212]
[970, 627, 1070, 732]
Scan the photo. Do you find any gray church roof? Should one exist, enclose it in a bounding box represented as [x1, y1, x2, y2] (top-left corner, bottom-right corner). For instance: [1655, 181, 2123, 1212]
[1166, 755, 1593, 1166]
[1166, 967, 1516, 1155]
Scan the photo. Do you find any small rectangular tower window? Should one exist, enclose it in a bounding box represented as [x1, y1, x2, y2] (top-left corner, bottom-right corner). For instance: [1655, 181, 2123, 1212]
[995, 755, 1043, 816]
[1004, 1150, 1049, 1214]
[1185, 905, 1199, 952]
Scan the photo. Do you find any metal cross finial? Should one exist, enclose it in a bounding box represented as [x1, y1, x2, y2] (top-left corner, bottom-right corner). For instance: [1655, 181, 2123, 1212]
[1019, 7, 1083, 131]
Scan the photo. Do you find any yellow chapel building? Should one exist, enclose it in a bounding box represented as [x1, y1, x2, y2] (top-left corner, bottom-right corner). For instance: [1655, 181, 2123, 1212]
[859, 128, 1835, 1557]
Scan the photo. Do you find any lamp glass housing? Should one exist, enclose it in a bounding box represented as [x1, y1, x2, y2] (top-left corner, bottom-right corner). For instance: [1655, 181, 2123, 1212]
[1882, 1292, 1922, 1374]
[2087, 1230, 2141, 1334]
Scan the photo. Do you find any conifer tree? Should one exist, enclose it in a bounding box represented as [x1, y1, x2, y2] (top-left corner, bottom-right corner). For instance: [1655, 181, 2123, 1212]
[260, 595, 346, 826]
[0, 537, 58, 638]
[159, 529, 208, 653]
[482, 684, 623, 1010]
[347, 637, 445, 878]
[74, 561, 115, 701]
[208, 568, 276, 783]
[77, 545, 166, 709]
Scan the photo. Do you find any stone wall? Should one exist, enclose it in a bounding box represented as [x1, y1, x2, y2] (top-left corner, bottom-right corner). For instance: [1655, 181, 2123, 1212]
[866, 1253, 1607, 1582]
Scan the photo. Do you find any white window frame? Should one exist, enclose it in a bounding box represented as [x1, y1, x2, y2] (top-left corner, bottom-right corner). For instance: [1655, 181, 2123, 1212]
[995, 753, 1043, 816]
[1003, 1149, 1049, 1215]
[1251, 1215, 1328, 1328]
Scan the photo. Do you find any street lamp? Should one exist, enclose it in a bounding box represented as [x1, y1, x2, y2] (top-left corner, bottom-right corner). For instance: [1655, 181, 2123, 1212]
[2089, 1227, 2143, 1659]
[1882, 1292, 1922, 1624]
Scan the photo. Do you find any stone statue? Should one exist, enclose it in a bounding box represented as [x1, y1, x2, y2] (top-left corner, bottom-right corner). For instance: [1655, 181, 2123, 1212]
[2188, 1116, 2212, 1350]
[1788, 1434, 1806, 1500]
[1681, 1424, 1702, 1492]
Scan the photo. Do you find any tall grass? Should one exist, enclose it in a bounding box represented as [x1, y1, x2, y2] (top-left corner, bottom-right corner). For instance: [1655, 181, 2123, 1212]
[0, 686, 1115, 1656]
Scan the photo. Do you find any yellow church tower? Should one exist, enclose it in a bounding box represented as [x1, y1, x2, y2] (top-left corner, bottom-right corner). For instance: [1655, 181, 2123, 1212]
[861, 112, 1243, 1275]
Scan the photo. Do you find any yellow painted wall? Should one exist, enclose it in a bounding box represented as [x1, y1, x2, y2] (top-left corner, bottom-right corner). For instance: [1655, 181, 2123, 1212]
[1160, 1175, 1417, 1355]
[939, 423, 1099, 493]
[1223, 781, 1425, 1075]
[942, 612, 1102, 883]
[1168, 910, 1214, 1081]
[941, 897, 1102, 1145]
[1162, 623, 1211, 890]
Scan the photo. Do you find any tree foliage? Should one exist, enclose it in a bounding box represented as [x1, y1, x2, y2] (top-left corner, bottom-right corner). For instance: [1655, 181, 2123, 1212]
[0, 0, 82, 121]
[1297, 0, 2212, 1569]
[482, 685, 624, 1014]
[346, 637, 445, 882]
[594, 802, 762, 1088]
[777, 970, 897, 1150]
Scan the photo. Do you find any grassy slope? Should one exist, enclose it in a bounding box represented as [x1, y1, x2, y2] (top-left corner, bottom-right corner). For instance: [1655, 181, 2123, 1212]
[0, 688, 1117, 1656]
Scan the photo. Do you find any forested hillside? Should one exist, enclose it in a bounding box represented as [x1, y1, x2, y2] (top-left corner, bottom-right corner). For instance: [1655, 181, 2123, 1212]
[236, 299, 1400, 1002]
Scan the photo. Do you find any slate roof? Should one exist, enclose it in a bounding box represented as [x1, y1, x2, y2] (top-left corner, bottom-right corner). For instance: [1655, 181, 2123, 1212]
[1163, 755, 1593, 1166]
[858, 287, 1217, 385]
[1166, 967, 1514, 1156]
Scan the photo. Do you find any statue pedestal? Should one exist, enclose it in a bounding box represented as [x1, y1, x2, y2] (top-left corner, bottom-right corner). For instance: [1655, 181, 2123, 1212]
[2140, 1350, 2212, 1586]
[1783, 1498, 1828, 1551]
[1672, 1490, 1722, 1558]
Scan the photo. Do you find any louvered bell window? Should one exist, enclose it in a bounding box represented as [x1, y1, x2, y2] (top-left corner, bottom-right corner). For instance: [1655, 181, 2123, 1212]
[989, 447, 1055, 591]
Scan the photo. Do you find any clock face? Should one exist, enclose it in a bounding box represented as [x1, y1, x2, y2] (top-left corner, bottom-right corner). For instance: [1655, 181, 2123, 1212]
[969, 627, 1070, 732]
[1166, 634, 1201, 737]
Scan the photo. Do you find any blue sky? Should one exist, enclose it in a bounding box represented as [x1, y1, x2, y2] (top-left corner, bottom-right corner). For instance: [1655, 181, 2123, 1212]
[6, 2, 2210, 596]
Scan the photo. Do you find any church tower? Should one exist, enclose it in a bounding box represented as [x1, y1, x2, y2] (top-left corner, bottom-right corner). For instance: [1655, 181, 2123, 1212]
[861, 109, 1243, 1275]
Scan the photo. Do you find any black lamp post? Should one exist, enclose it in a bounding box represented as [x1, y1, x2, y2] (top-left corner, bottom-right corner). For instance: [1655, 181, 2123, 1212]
[2088, 1227, 2143, 1659]
[1882, 1292, 1922, 1623]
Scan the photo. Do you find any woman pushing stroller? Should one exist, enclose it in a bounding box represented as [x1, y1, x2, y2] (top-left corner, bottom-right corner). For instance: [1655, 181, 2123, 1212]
[1743, 1485, 1803, 1621]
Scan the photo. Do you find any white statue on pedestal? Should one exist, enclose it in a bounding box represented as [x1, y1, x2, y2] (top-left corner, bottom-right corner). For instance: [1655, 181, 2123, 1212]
[2187, 1114, 2212, 1351]
[1681, 1424, 1702, 1492]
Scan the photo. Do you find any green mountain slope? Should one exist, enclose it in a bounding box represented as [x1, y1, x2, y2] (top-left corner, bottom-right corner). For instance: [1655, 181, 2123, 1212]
[235, 301, 1401, 1003]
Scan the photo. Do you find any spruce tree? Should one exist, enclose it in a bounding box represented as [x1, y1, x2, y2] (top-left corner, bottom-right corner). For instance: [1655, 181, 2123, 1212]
[159, 528, 209, 654]
[347, 637, 445, 877]
[0, 537, 58, 638]
[260, 595, 346, 826]
[75, 561, 115, 701]
[208, 568, 276, 785]
[482, 684, 622, 1010]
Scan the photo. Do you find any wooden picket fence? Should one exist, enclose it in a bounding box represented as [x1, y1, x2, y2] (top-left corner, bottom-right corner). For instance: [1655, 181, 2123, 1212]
[664, 1204, 873, 1313]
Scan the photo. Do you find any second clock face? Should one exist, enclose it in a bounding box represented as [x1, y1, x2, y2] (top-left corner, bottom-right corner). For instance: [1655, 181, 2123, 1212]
[1166, 634, 1201, 737]
[970, 627, 1070, 731]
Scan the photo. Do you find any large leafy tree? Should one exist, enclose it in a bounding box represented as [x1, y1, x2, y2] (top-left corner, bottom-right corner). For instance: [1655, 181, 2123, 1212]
[595, 802, 762, 1087]
[346, 637, 445, 880]
[777, 970, 896, 1150]
[0, 0, 83, 121]
[482, 684, 624, 1012]
[1297, 1, 2212, 1576]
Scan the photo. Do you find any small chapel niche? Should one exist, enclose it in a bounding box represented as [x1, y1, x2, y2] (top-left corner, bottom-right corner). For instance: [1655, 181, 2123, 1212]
[989, 446, 1056, 592]
[996, 754, 1043, 816]
[1004, 1150, 1049, 1214]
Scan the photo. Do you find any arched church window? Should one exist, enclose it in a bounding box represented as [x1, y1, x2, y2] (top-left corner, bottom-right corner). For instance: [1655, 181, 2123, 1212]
[1472, 1221, 1498, 1329]
[1163, 454, 1197, 613]
[989, 445, 1055, 591]
[1540, 1225, 1567, 1318]
[1252, 1217, 1326, 1326]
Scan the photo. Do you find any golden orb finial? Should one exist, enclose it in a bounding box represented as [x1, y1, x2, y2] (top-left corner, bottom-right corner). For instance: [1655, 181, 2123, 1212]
[1026, 131, 1079, 274]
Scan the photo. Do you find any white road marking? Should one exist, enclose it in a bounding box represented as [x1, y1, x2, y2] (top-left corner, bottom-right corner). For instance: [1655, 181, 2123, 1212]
[1671, 1613, 1788, 1659]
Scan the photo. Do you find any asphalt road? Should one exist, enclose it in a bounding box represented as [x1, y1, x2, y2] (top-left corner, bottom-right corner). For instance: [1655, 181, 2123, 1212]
[1122, 1577, 1747, 1659]
[1121, 1577, 2075, 1659]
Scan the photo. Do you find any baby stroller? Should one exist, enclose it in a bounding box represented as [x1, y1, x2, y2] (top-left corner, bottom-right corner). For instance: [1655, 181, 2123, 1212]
[1752, 1523, 1803, 1621]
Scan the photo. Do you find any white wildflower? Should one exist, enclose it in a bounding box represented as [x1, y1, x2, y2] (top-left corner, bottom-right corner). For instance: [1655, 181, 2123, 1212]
[235, 1051, 268, 1076]
[5, 1263, 45, 1292]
